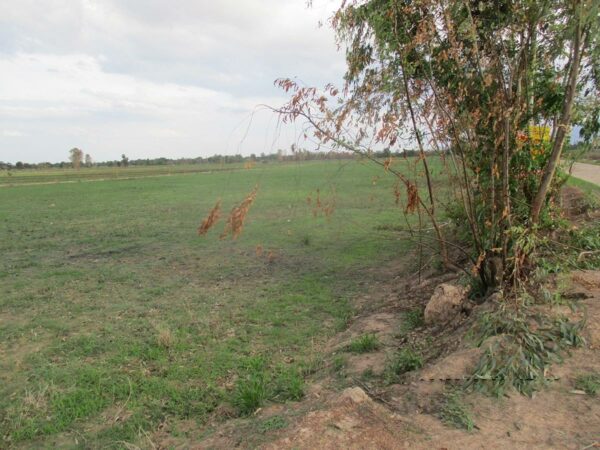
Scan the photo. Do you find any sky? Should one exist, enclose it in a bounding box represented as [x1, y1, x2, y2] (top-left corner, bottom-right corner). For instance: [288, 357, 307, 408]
[0, 0, 346, 164]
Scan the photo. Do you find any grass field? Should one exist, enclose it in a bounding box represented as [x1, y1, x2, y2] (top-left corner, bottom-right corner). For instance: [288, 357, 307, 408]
[0, 164, 243, 186]
[0, 159, 426, 448]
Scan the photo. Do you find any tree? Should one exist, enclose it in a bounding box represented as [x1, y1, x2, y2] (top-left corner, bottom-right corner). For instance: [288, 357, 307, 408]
[277, 0, 600, 292]
[121, 154, 129, 167]
[69, 148, 84, 169]
[84, 153, 93, 167]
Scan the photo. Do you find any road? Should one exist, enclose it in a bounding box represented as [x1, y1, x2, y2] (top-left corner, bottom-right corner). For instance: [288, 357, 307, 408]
[571, 162, 600, 186]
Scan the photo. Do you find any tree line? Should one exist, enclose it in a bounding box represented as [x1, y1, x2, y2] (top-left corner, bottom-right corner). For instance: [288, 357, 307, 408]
[0, 147, 424, 170]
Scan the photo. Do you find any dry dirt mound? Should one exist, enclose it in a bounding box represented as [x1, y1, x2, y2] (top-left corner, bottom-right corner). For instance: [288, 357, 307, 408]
[259, 271, 600, 449]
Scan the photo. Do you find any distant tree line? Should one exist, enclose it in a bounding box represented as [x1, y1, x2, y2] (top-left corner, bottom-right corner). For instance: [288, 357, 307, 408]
[1, 148, 425, 170]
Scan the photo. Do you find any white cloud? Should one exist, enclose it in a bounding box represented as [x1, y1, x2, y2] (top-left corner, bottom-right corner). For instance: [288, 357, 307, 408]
[1, 130, 25, 137]
[0, 0, 346, 163]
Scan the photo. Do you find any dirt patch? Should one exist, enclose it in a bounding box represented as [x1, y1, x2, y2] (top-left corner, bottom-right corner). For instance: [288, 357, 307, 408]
[264, 387, 416, 450]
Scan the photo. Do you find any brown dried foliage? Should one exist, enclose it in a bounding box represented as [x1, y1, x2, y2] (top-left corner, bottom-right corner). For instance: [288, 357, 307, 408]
[197, 200, 221, 236]
[220, 185, 259, 240]
[405, 182, 419, 214]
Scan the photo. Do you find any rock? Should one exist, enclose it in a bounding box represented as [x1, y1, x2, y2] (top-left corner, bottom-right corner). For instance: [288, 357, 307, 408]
[424, 283, 467, 325]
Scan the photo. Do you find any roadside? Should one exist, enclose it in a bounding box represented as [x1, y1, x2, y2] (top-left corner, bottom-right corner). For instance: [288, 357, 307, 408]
[571, 162, 600, 186]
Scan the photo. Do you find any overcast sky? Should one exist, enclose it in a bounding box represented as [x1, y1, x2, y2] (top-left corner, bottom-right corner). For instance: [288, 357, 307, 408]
[0, 0, 346, 163]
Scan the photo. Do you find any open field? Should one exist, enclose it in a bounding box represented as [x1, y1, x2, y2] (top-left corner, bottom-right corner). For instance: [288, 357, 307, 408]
[0, 159, 430, 448]
[0, 164, 245, 187]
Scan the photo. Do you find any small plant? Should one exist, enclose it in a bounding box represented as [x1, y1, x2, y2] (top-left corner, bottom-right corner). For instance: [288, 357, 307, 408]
[385, 348, 423, 382]
[439, 390, 475, 431]
[347, 333, 380, 353]
[233, 373, 269, 416]
[575, 373, 600, 396]
[232, 357, 270, 415]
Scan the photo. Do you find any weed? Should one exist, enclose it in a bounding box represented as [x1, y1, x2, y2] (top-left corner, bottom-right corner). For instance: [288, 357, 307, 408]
[233, 373, 269, 416]
[574, 373, 600, 396]
[385, 348, 423, 382]
[439, 390, 475, 431]
[347, 334, 381, 353]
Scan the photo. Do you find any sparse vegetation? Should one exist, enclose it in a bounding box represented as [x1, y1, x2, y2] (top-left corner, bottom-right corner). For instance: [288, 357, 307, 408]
[273, 367, 305, 402]
[332, 354, 347, 375]
[400, 308, 424, 334]
[259, 415, 288, 433]
[385, 348, 423, 382]
[575, 373, 600, 396]
[346, 333, 381, 353]
[439, 390, 475, 431]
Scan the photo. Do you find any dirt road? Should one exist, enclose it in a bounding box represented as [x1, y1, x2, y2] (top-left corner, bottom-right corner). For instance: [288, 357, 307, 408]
[571, 162, 600, 186]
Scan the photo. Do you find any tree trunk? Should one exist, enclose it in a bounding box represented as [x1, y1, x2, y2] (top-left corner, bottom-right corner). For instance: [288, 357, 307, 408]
[530, 16, 583, 224]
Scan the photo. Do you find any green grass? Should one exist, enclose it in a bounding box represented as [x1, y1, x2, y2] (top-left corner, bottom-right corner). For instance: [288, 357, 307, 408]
[0, 163, 241, 186]
[258, 415, 288, 433]
[346, 333, 381, 353]
[0, 159, 428, 447]
[567, 176, 600, 198]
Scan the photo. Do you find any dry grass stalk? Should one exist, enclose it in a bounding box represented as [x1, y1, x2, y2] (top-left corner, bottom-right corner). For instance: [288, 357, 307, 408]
[405, 182, 419, 214]
[221, 185, 259, 239]
[157, 327, 173, 348]
[198, 200, 221, 236]
[394, 181, 401, 205]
